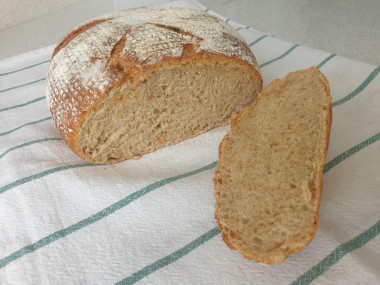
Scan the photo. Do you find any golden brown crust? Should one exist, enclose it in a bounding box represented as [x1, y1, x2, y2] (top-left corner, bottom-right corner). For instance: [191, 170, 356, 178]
[46, 7, 262, 164]
[214, 66, 332, 264]
[52, 19, 108, 59]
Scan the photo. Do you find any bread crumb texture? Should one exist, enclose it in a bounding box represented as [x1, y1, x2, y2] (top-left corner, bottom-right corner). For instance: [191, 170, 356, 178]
[45, 7, 261, 163]
[214, 67, 332, 264]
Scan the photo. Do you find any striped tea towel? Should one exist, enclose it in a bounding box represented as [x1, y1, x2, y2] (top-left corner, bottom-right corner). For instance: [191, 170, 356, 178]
[0, 0, 379, 284]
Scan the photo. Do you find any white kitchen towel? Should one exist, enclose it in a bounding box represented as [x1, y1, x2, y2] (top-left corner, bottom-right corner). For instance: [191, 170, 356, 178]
[0, 0, 379, 284]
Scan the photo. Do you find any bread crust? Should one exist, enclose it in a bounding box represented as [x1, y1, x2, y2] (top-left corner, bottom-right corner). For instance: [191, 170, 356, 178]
[214, 67, 332, 264]
[45, 7, 262, 163]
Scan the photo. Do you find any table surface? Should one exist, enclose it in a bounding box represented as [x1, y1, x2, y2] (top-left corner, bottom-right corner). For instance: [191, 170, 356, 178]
[0, 0, 379, 66]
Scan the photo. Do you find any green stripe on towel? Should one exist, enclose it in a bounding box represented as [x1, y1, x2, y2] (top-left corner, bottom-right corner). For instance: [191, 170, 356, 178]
[0, 78, 46, 93]
[324, 132, 380, 173]
[249, 35, 269, 47]
[0, 163, 95, 195]
[259, 44, 300, 68]
[0, 60, 50, 77]
[291, 220, 380, 285]
[332, 66, 380, 107]
[116, 227, 221, 285]
[0, 116, 51, 137]
[0, 138, 62, 160]
[316, 54, 336, 69]
[0, 96, 45, 113]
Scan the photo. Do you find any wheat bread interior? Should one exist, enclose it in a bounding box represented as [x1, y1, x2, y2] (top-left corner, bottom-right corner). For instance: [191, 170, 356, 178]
[214, 66, 332, 264]
[77, 60, 261, 163]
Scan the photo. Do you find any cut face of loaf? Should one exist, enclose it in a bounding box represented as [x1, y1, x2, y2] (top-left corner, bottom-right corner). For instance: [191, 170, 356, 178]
[78, 59, 261, 163]
[214, 67, 332, 264]
[46, 7, 262, 164]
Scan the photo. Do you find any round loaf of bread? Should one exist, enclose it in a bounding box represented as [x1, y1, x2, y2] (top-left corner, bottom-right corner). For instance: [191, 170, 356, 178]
[46, 7, 262, 164]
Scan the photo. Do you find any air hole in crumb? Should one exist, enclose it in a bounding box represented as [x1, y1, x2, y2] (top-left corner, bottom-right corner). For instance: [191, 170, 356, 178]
[253, 237, 263, 245]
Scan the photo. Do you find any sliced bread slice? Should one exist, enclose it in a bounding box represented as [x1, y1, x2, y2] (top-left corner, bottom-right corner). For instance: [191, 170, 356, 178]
[214, 66, 332, 264]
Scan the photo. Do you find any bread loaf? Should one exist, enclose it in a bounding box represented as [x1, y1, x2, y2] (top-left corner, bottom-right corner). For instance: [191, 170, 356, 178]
[214, 67, 332, 264]
[46, 7, 262, 164]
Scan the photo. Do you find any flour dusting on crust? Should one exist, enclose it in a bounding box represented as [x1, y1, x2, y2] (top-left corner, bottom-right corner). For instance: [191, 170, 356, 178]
[46, 7, 259, 143]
